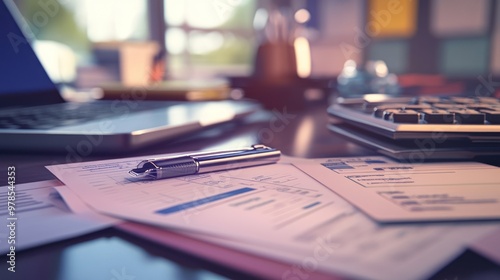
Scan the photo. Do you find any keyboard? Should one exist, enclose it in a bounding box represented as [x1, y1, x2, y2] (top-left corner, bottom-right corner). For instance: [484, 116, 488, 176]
[328, 95, 500, 141]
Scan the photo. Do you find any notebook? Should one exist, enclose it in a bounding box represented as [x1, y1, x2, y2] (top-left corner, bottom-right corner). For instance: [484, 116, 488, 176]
[0, 0, 259, 153]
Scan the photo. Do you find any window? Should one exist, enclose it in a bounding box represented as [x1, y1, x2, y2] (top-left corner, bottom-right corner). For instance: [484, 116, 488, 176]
[14, 0, 148, 59]
[163, 0, 257, 78]
[15, 0, 259, 80]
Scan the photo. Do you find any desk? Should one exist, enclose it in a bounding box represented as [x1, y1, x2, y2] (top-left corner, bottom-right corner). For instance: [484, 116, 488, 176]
[1, 103, 499, 280]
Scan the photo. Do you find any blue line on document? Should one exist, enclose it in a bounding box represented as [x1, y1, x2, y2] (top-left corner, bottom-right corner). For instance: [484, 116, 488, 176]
[303, 201, 321, 209]
[155, 187, 256, 215]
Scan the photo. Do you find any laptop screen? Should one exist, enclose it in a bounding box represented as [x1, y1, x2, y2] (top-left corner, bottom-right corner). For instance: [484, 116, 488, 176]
[0, 0, 64, 107]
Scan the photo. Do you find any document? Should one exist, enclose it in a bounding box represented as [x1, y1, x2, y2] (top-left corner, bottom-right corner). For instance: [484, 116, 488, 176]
[48, 159, 356, 244]
[47, 156, 500, 280]
[294, 156, 500, 222]
[0, 180, 119, 254]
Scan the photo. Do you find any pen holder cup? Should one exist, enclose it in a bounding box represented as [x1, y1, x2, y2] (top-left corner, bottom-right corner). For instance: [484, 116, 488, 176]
[252, 42, 298, 82]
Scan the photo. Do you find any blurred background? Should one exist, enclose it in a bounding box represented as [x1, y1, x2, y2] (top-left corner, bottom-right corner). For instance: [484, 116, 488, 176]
[12, 0, 500, 95]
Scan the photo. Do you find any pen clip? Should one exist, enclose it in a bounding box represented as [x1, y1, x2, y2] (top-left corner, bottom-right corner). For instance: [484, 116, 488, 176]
[129, 160, 161, 179]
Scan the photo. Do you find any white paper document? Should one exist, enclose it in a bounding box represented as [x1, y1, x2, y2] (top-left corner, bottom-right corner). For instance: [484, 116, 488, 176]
[0, 180, 119, 254]
[294, 156, 500, 222]
[46, 156, 500, 280]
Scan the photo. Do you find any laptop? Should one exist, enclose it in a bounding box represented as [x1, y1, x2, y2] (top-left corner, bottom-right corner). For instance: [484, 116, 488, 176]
[0, 0, 259, 153]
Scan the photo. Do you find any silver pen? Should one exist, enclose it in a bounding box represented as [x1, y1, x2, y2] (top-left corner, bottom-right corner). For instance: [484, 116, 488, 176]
[129, 144, 281, 180]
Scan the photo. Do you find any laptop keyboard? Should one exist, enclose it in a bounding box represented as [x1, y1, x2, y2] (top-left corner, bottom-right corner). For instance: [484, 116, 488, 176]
[0, 101, 164, 129]
[328, 95, 500, 140]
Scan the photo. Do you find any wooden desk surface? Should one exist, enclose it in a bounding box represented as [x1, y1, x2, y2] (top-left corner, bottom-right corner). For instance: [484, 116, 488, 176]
[1, 103, 499, 280]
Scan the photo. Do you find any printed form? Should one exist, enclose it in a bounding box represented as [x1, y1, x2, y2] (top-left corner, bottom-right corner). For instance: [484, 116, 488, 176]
[294, 156, 500, 222]
[0, 180, 118, 253]
[47, 156, 499, 280]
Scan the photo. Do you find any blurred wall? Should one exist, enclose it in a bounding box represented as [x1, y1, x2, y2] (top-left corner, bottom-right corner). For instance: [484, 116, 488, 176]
[309, 0, 500, 79]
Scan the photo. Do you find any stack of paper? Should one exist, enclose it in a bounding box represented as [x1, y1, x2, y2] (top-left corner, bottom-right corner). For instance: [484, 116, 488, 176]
[44, 155, 500, 280]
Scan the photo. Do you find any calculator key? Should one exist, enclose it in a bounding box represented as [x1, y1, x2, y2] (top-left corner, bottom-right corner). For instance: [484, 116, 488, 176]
[402, 104, 432, 111]
[421, 109, 454, 124]
[449, 109, 485, 124]
[450, 97, 477, 104]
[433, 104, 468, 110]
[481, 110, 500, 124]
[477, 97, 500, 104]
[373, 104, 430, 118]
[413, 97, 443, 105]
[384, 109, 420, 123]
[466, 103, 498, 111]
[373, 104, 407, 118]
